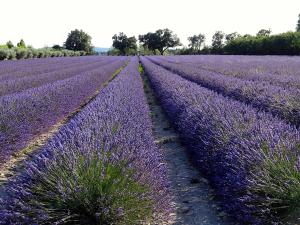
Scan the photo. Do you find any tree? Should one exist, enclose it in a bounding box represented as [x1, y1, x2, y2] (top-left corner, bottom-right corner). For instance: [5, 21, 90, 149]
[139, 28, 181, 55]
[139, 32, 159, 54]
[17, 39, 26, 48]
[297, 14, 300, 32]
[225, 32, 240, 43]
[6, 41, 14, 49]
[211, 31, 225, 53]
[64, 29, 93, 54]
[52, 44, 63, 50]
[243, 34, 252, 38]
[112, 32, 137, 55]
[257, 29, 271, 37]
[188, 34, 205, 50]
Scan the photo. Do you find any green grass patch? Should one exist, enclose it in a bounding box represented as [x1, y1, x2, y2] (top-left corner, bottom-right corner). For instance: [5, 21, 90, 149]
[138, 63, 144, 74]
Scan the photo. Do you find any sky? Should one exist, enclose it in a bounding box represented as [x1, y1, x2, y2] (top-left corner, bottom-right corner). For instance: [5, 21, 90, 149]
[0, 0, 299, 48]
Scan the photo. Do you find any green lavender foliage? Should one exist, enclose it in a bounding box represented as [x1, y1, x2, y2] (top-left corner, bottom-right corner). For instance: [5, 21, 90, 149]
[26, 150, 153, 225]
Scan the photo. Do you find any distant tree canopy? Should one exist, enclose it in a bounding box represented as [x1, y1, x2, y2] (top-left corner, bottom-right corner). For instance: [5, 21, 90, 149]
[256, 29, 271, 37]
[65, 29, 93, 54]
[52, 44, 63, 50]
[211, 31, 225, 53]
[112, 32, 137, 55]
[115, 12, 300, 56]
[139, 28, 181, 55]
[243, 34, 252, 38]
[6, 41, 14, 49]
[17, 39, 26, 48]
[297, 14, 300, 32]
[188, 34, 205, 50]
[225, 32, 241, 43]
[224, 31, 300, 55]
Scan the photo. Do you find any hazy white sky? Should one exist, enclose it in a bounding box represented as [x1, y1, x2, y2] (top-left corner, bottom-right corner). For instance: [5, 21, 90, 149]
[0, 0, 299, 48]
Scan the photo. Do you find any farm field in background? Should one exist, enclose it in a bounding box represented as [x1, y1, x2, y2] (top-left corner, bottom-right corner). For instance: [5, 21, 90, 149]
[0, 55, 299, 225]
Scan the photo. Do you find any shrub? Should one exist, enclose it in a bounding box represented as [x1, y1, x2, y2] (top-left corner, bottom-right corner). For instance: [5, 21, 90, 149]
[7, 49, 16, 60]
[248, 145, 300, 218]
[224, 32, 300, 55]
[74, 51, 81, 56]
[56, 52, 62, 57]
[26, 49, 34, 59]
[22, 150, 153, 224]
[62, 50, 70, 56]
[0, 46, 88, 61]
[15, 48, 28, 59]
[50, 51, 58, 57]
[32, 49, 39, 58]
[79, 51, 86, 56]
[0, 49, 8, 60]
[43, 49, 51, 57]
[37, 50, 45, 58]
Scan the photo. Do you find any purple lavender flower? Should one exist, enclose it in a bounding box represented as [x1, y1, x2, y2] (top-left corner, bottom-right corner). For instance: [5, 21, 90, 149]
[148, 55, 300, 127]
[0, 57, 127, 166]
[0, 57, 170, 224]
[141, 57, 300, 224]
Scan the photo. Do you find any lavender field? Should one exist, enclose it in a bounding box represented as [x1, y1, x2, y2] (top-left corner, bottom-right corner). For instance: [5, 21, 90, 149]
[0, 56, 127, 165]
[0, 55, 299, 225]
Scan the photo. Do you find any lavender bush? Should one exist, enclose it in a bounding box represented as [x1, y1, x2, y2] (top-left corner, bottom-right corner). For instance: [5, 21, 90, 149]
[161, 55, 300, 89]
[148, 56, 300, 127]
[0, 58, 127, 166]
[0, 57, 170, 224]
[0, 56, 116, 82]
[141, 57, 300, 224]
[0, 57, 119, 96]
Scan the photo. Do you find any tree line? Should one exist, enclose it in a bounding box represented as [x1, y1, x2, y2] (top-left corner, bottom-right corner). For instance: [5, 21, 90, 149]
[111, 14, 300, 55]
[0, 29, 94, 60]
[2, 13, 300, 59]
[110, 29, 181, 56]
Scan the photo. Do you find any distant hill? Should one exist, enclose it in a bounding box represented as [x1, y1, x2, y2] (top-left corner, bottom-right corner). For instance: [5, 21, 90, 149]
[94, 47, 110, 53]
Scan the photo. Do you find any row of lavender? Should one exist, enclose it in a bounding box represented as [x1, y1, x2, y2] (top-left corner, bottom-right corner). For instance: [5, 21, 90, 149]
[0, 56, 98, 77]
[0, 58, 170, 224]
[0, 57, 119, 97]
[0, 57, 127, 166]
[0, 56, 118, 85]
[141, 57, 300, 224]
[161, 55, 300, 89]
[148, 56, 300, 127]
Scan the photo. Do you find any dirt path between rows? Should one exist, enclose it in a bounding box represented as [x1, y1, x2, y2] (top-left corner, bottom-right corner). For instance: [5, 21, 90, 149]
[141, 69, 233, 225]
